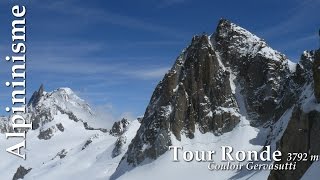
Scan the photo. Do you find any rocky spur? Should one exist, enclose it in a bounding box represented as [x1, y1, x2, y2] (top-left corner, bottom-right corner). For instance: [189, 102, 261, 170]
[169, 146, 282, 163]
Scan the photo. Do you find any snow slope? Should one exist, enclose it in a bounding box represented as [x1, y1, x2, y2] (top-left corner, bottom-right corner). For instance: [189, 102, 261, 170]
[301, 161, 320, 180]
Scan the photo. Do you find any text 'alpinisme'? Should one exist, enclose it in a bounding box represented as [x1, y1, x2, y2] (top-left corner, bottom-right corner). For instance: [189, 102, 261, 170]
[5, 4, 31, 160]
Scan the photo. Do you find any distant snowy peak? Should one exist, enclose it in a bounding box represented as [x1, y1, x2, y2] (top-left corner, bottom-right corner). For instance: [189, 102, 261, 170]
[215, 19, 287, 62]
[29, 85, 93, 116]
[45, 87, 93, 115]
[53, 87, 86, 104]
[27, 85, 106, 135]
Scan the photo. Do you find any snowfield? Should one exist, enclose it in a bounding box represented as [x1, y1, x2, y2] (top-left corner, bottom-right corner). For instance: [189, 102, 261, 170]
[118, 117, 269, 180]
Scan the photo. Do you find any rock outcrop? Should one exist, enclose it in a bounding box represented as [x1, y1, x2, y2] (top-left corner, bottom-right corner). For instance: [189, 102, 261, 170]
[12, 166, 32, 180]
[268, 107, 320, 180]
[268, 49, 320, 180]
[215, 19, 297, 125]
[110, 118, 130, 136]
[112, 136, 127, 158]
[28, 84, 44, 108]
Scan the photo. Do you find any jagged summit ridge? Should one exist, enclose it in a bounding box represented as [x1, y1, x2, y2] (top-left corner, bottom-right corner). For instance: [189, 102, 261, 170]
[28, 84, 44, 108]
[28, 85, 92, 115]
[26, 85, 107, 137]
[215, 19, 287, 62]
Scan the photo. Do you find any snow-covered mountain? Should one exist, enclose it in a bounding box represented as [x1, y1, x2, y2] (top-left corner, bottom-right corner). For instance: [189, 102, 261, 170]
[0, 85, 141, 180]
[0, 19, 319, 180]
[111, 19, 319, 180]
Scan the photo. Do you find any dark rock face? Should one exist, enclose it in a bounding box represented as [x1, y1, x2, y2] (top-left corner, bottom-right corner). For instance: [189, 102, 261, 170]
[301, 50, 316, 71]
[113, 30, 241, 178]
[28, 84, 44, 108]
[83, 122, 108, 133]
[56, 123, 64, 132]
[110, 118, 130, 136]
[112, 136, 127, 158]
[313, 50, 320, 102]
[27, 85, 52, 131]
[38, 128, 54, 140]
[215, 19, 297, 125]
[56, 106, 80, 122]
[38, 121, 65, 140]
[12, 166, 32, 180]
[52, 149, 68, 160]
[268, 107, 320, 180]
[137, 117, 143, 123]
[30, 109, 52, 131]
[82, 139, 93, 150]
[110, 119, 131, 158]
[269, 49, 320, 180]
[0, 117, 13, 133]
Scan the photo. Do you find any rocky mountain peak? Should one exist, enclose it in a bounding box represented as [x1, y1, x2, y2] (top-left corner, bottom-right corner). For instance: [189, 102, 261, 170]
[213, 19, 300, 124]
[25, 85, 108, 139]
[38, 84, 44, 94]
[0, 86, 134, 180]
[110, 118, 130, 136]
[111, 20, 310, 179]
[300, 50, 315, 70]
[215, 19, 287, 62]
[112, 21, 249, 179]
[28, 84, 45, 108]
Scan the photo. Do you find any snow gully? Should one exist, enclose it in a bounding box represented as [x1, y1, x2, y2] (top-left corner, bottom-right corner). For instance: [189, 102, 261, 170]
[5, 4, 31, 160]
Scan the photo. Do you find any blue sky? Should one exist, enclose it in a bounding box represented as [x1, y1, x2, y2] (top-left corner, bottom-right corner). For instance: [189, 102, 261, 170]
[0, 0, 319, 120]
